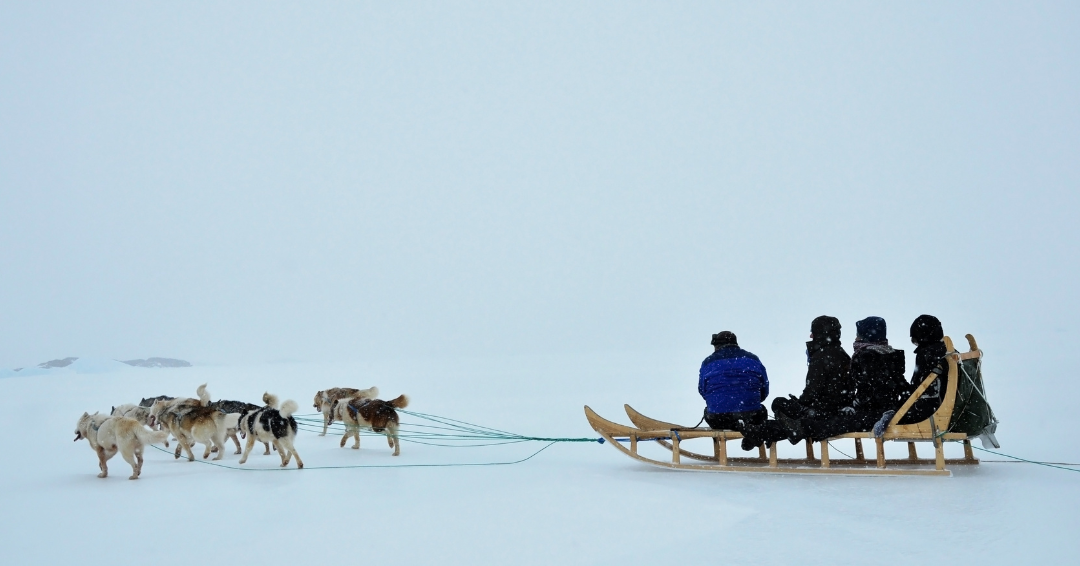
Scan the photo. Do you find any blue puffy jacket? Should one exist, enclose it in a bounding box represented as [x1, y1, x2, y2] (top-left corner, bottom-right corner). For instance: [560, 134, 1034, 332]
[698, 345, 770, 414]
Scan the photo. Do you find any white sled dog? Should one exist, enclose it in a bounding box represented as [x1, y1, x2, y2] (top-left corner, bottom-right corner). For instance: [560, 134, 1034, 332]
[74, 413, 169, 479]
[331, 394, 409, 456]
[313, 386, 378, 436]
[149, 384, 228, 461]
[238, 393, 303, 468]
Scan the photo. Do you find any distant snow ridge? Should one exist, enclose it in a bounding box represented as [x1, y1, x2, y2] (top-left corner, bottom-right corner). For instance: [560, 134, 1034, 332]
[37, 357, 79, 369]
[121, 357, 192, 368]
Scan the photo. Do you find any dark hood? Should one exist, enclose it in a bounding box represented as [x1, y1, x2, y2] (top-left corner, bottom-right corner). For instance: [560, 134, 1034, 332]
[910, 314, 944, 345]
[810, 316, 842, 346]
[807, 313, 838, 354]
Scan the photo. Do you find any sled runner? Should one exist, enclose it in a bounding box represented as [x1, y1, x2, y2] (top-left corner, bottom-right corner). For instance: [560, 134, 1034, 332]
[585, 335, 988, 476]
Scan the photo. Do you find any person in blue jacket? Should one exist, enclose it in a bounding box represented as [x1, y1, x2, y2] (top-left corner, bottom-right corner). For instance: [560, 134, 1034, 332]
[698, 331, 770, 432]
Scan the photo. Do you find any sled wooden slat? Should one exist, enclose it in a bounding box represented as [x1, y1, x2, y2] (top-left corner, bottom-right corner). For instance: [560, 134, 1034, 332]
[585, 334, 988, 476]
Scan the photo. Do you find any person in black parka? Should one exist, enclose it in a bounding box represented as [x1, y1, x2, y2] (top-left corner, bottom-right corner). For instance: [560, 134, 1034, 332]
[896, 314, 949, 425]
[785, 316, 908, 442]
[741, 316, 853, 450]
[771, 315, 853, 421]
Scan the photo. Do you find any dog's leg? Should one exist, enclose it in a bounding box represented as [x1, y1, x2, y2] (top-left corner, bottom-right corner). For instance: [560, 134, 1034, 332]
[263, 442, 271, 455]
[211, 429, 226, 461]
[178, 435, 195, 462]
[230, 431, 242, 454]
[238, 435, 257, 465]
[273, 440, 290, 467]
[95, 446, 109, 478]
[320, 411, 329, 436]
[280, 438, 303, 469]
[119, 442, 139, 480]
[135, 447, 144, 478]
[390, 426, 400, 456]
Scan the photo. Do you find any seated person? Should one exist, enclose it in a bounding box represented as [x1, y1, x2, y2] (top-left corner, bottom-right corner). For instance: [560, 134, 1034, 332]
[698, 331, 769, 432]
[894, 314, 949, 426]
[770, 316, 907, 443]
[771, 315, 854, 422]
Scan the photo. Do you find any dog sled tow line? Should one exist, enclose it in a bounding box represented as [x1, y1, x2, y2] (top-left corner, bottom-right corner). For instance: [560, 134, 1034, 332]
[586, 334, 1002, 477]
[147, 409, 599, 471]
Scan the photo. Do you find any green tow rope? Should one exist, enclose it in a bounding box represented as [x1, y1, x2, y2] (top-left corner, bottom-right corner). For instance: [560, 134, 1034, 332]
[148, 409, 599, 471]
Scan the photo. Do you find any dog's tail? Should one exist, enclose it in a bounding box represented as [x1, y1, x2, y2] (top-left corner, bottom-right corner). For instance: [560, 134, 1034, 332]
[358, 386, 379, 399]
[389, 394, 409, 409]
[197, 383, 211, 406]
[280, 400, 299, 418]
[263, 392, 280, 409]
[134, 425, 170, 446]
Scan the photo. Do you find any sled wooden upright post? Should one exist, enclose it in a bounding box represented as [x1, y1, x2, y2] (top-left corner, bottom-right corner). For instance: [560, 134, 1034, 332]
[875, 437, 885, 468]
[805, 442, 815, 461]
[714, 437, 727, 466]
[854, 438, 865, 461]
[671, 434, 681, 464]
[820, 441, 830, 469]
[963, 440, 975, 461]
[908, 442, 918, 460]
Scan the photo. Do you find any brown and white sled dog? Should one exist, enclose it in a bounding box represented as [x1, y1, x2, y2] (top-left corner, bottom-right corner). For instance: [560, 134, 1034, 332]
[313, 386, 378, 436]
[74, 413, 169, 479]
[238, 393, 303, 468]
[331, 394, 409, 456]
[149, 384, 228, 461]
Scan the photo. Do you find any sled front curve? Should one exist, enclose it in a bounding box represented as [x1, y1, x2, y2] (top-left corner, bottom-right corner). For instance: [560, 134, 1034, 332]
[584, 406, 950, 476]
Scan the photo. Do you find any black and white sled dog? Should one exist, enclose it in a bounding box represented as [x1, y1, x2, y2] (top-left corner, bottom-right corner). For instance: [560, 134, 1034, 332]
[237, 393, 303, 468]
[74, 412, 169, 479]
[208, 399, 268, 455]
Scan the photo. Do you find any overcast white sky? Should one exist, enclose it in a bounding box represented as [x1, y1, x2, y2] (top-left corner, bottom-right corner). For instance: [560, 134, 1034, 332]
[1, 2, 1077, 369]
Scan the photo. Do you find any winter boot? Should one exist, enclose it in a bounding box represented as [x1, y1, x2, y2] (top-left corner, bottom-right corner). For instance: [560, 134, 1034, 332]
[740, 425, 763, 451]
[775, 410, 807, 445]
[873, 410, 896, 438]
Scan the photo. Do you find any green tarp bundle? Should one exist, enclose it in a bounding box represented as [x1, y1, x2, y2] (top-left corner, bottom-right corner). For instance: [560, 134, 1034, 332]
[949, 356, 1000, 447]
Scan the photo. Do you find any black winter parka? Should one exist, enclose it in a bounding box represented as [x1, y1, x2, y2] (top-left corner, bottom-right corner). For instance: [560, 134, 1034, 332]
[850, 343, 907, 424]
[797, 316, 854, 417]
[898, 315, 949, 425]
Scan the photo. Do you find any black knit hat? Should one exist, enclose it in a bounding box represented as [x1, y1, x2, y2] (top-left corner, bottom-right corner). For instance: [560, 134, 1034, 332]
[711, 331, 738, 347]
[856, 316, 887, 342]
[910, 314, 944, 344]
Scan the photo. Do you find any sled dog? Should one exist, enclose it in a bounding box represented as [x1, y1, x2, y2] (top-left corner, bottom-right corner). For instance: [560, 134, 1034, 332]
[208, 399, 264, 454]
[139, 395, 174, 408]
[149, 384, 227, 461]
[146, 386, 209, 456]
[313, 386, 378, 436]
[238, 393, 303, 468]
[112, 403, 152, 426]
[331, 394, 409, 456]
[74, 412, 169, 479]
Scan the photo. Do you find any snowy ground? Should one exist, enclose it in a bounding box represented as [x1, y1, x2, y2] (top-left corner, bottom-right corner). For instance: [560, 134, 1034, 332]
[3, 352, 1078, 565]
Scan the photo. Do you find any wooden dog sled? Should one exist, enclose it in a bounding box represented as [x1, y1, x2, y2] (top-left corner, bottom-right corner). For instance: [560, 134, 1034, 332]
[585, 335, 986, 477]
